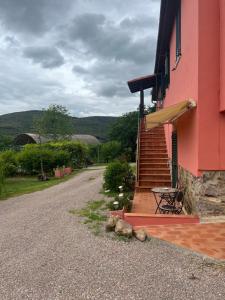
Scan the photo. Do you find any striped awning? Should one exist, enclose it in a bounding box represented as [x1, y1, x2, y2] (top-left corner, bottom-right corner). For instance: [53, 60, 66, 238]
[146, 99, 196, 130]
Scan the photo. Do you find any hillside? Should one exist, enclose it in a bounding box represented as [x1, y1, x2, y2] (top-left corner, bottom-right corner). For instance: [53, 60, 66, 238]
[0, 110, 118, 141]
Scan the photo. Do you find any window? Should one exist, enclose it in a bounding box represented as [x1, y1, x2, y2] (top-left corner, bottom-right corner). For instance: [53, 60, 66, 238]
[176, 1, 181, 61]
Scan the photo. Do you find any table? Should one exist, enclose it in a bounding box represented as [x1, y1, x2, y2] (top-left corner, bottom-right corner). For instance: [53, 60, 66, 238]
[152, 187, 178, 214]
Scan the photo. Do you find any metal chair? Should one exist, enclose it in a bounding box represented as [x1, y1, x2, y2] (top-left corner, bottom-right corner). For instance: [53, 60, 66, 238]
[159, 190, 184, 214]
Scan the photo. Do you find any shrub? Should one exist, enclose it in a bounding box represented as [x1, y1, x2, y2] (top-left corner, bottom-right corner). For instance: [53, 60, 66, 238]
[87, 144, 99, 164]
[0, 150, 18, 177]
[44, 141, 88, 168]
[17, 145, 56, 174]
[0, 159, 6, 195]
[107, 192, 133, 211]
[103, 161, 134, 192]
[100, 141, 122, 163]
[52, 150, 70, 168]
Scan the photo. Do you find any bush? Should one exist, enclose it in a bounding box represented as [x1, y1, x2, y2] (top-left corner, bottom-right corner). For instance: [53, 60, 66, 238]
[0, 150, 18, 177]
[0, 159, 6, 195]
[52, 150, 70, 168]
[100, 141, 122, 163]
[17, 145, 57, 175]
[107, 192, 133, 211]
[103, 161, 135, 192]
[44, 141, 88, 168]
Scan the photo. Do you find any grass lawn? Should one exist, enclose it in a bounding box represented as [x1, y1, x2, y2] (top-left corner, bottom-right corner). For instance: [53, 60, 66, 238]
[0, 170, 83, 201]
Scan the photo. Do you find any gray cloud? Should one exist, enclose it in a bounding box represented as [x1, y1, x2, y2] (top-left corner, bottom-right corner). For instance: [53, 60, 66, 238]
[67, 13, 157, 65]
[0, 0, 160, 117]
[23, 46, 65, 69]
[0, 0, 73, 36]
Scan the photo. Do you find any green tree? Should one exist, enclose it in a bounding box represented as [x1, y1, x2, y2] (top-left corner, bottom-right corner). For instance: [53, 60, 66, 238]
[100, 141, 122, 163]
[109, 111, 138, 161]
[0, 135, 13, 151]
[35, 104, 73, 141]
[33, 104, 73, 177]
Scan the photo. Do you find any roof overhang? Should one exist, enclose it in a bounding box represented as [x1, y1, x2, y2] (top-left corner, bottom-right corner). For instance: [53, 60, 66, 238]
[127, 74, 160, 93]
[154, 0, 180, 75]
[145, 99, 197, 130]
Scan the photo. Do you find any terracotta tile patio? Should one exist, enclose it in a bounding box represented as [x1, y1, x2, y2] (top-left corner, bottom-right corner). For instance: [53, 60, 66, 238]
[145, 223, 225, 260]
[130, 192, 225, 260]
[131, 192, 156, 214]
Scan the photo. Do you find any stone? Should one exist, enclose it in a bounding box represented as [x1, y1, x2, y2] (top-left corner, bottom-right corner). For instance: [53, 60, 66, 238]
[204, 184, 218, 197]
[134, 229, 147, 242]
[115, 219, 133, 237]
[105, 216, 119, 232]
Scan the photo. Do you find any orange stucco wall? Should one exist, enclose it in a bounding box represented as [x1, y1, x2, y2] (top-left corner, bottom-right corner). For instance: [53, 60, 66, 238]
[219, 1, 225, 169]
[164, 0, 199, 176]
[164, 0, 225, 176]
[220, 0, 225, 112]
[198, 0, 220, 170]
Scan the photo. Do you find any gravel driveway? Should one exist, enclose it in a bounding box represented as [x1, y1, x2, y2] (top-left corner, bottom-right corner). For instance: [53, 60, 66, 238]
[0, 168, 225, 300]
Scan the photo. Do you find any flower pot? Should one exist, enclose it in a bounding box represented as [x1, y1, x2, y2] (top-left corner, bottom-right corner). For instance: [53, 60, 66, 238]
[54, 169, 64, 178]
[64, 167, 72, 175]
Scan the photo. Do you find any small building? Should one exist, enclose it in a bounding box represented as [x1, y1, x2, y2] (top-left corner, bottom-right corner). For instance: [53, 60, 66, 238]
[14, 133, 100, 146]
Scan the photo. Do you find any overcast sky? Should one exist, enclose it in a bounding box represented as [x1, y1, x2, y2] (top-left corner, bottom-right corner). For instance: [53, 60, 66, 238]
[0, 0, 160, 117]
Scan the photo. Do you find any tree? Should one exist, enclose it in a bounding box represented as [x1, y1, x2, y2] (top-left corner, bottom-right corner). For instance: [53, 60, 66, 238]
[33, 104, 73, 178]
[35, 104, 73, 141]
[109, 111, 138, 161]
[0, 135, 13, 151]
[100, 141, 122, 163]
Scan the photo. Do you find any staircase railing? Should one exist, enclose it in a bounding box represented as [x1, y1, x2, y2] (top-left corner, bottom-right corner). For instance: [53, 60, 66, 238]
[136, 111, 141, 185]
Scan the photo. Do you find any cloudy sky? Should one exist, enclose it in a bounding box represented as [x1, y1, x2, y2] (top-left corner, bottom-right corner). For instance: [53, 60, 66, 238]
[0, 0, 160, 117]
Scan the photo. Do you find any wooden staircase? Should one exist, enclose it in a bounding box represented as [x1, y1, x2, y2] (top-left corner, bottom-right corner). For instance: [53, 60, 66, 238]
[136, 120, 171, 192]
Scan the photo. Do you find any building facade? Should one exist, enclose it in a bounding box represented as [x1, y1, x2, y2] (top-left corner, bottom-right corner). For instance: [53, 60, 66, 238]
[151, 0, 225, 214]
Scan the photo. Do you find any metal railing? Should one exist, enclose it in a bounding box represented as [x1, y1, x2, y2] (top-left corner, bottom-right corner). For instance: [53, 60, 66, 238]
[136, 111, 141, 185]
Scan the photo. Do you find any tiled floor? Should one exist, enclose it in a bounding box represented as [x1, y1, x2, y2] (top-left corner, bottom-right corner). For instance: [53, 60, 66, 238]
[131, 192, 157, 214]
[146, 223, 225, 260]
[131, 192, 225, 260]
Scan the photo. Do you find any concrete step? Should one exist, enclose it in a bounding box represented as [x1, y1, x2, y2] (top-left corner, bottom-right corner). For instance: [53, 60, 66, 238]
[139, 179, 171, 187]
[139, 162, 169, 168]
[125, 214, 200, 227]
[140, 142, 167, 146]
[140, 158, 168, 163]
[140, 148, 167, 153]
[139, 174, 171, 180]
[140, 168, 170, 175]
[140, 153, 168, 158]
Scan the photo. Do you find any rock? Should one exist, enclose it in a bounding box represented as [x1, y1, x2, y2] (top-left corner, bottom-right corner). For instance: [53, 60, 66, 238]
[204, 184, 218, 197]
[134, 229, 147, 242]
[115, 219, 133, 237]
[105, 216, 119, 232]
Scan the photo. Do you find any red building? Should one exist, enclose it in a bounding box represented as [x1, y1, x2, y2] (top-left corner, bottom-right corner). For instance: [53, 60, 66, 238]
[128, 0, 225, 215]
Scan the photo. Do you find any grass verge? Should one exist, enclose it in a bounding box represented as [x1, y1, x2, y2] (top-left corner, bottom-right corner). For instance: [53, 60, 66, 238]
[0, 169, 84, 201]
[69, 199, 107, 236]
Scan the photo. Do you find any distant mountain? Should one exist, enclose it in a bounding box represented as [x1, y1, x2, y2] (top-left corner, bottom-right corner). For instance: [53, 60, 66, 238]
[0, 110, 118, 141]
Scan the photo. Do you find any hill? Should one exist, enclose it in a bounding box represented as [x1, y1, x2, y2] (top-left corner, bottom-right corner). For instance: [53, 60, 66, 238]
[0, 110, 118, 141]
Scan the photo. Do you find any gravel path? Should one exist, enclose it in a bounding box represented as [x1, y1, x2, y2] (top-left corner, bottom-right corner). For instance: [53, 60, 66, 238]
[0, 168, 225, 300]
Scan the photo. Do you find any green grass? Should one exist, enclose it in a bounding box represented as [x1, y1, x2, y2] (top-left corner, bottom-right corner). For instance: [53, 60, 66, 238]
[0, 170, 83, 200]
[69, 199, 107, 236]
